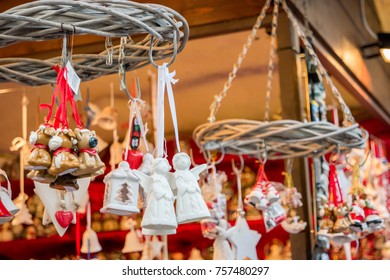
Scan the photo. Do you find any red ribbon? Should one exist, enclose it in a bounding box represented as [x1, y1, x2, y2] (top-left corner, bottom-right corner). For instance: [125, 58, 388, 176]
[253, 163, 269, 191]
[40, 66, 83, 129]
[328, 164, 344, 206]
[79, 148, 97, 156]
[31, 143, 48, 152]
[53, 147, 71, 156]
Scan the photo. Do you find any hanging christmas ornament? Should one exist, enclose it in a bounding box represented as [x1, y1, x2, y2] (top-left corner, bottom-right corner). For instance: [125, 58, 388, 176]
[81, 202, 102, 257]
[101, 76, 150, 216]
[133, 158, 177, 234]
[280, 160, 307, 234]
[137, 153, 154, 210]
[34, 177, 90, 236]
[122, 218, 144, 253]
[230, 214, 262, 260]
[100, 161, 140, 216]
[25, 33, 104, 196]
[0, 201, 13, 225]
[140, 235, 164, 260]
[25, 124, 55, 171]
[172, 152, 210, 224]
[11, 196, 33, 226]
[0, 169, 19, 216]
[229, 157, 261, 260]
[245, 162, 286, 232]
[201, 167, 228, 221]
[328, 164, 350, 233]
[213, 219, 235, 260]
[71, 128, 105, 177]
[121, 78, 149, 171]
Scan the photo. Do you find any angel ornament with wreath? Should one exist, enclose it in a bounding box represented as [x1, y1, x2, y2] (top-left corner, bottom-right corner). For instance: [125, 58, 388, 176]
[172, 152, 211, 224]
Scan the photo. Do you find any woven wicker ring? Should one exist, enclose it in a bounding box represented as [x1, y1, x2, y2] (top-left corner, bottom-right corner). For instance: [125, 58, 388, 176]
[193, 119, 369, 160]
[0, 0, 189, 85]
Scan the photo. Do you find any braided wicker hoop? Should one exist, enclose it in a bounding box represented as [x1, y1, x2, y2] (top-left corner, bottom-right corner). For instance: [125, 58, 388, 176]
[0, 36, 181, 86]
[193, 119, 368, 160]
[0, 0, 189, 85]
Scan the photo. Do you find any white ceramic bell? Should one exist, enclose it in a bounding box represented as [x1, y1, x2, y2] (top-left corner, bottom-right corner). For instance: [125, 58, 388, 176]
[0, 169, 19, 215]
[133, 158, 177, 232]
[100, 161, 140, 215]
[122, 219, 144, 253]
[172, 153, 210, 224]
[81, 228, 102, 254]
[81, 202, 102, 254]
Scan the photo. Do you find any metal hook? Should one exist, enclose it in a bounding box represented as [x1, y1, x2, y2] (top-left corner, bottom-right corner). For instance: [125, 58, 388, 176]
[203, 147, 226, 166]
[256, 140, 267, 164]
[231, 155, 244, 174]
[149, 31, 178, 68]
[120, 75, 142, 103]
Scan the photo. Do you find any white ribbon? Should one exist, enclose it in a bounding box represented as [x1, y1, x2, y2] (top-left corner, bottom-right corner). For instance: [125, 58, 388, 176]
[156, 63, 180, 157]
[0, 168, 12, 197]
[124, 99, 149, 160]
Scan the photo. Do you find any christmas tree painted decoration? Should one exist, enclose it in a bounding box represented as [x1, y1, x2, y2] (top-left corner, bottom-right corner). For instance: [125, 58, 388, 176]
[100, 161, 140, 215]
[116, 183, 133, 204]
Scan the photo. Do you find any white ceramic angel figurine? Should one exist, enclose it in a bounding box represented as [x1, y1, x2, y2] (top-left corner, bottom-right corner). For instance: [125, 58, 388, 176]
[213, 219, 235, 260]
[133, 157, 177, 231]
[136, 153, 154, 210]
[172, 152, 211, 224]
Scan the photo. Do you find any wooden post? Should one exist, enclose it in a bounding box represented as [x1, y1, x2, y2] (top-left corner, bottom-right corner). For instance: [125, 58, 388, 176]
[277, 12, 314, 259]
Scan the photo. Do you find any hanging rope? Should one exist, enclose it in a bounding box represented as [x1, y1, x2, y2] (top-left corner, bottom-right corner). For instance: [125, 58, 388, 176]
[208, 0, 272, 123]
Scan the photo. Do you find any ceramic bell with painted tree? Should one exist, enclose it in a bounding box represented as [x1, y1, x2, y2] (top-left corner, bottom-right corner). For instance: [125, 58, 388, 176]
[100, 161, 140, 216]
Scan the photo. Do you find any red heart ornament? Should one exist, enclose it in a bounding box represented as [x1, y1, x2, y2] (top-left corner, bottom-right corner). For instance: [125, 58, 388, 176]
[55, 210, 74, 228]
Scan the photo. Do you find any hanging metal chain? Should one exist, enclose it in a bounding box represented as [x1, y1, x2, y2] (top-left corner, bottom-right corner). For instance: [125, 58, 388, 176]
[118, 36, 127, 91]
[264, 0, 279, 122]
[105, 36, 114, 65]
[208, 0, 272, 123]
[281, 0, 355, 126]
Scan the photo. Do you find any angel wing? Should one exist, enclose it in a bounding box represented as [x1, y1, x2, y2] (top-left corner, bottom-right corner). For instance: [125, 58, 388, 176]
[190, 164, 207, 180]
[166, 172, 177, 196]
[133, 170, 153, 194]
